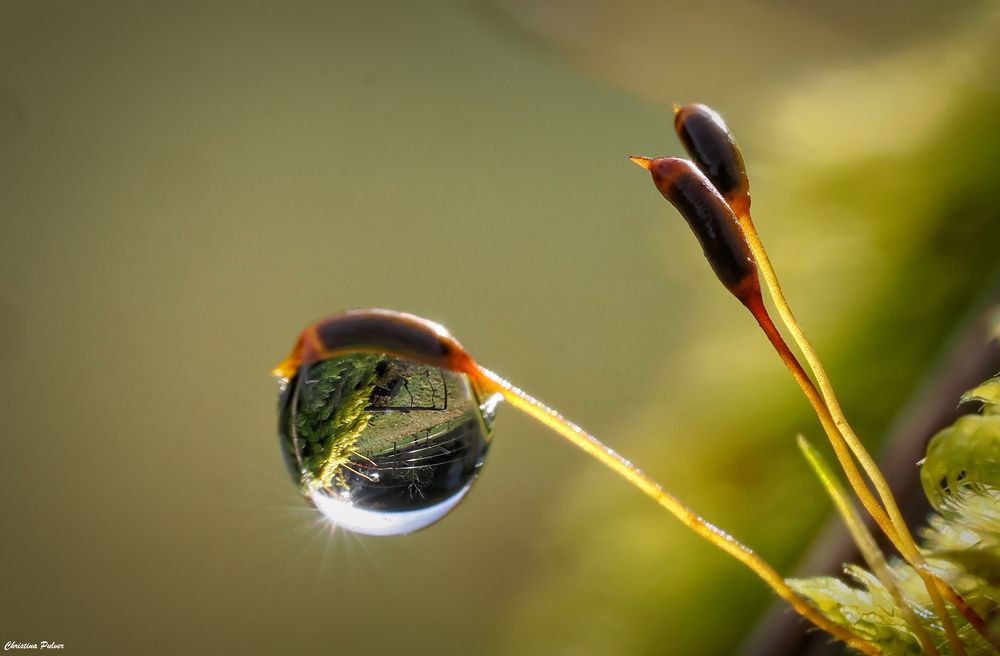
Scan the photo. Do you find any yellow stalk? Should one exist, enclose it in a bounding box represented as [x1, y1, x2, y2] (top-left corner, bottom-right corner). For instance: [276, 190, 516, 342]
[737, 214, 971, 655]
[798, 435, 939, 655]
[472, 366, 881, 656]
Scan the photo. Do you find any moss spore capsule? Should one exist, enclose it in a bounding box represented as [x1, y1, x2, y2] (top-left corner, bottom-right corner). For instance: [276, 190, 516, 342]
[632, 156, 759, 302]
[674, 103, 750, 217]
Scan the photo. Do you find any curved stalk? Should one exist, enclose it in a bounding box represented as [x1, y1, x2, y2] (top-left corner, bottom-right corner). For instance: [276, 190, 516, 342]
[742, 293, 902, 551]
[737, 214, 978, 655]
[471, 366, 881, 656]
[798, 435, 939, 656]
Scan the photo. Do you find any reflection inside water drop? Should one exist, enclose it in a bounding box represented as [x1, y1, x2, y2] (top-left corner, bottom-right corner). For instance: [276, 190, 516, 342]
[278, 354, 497, 535]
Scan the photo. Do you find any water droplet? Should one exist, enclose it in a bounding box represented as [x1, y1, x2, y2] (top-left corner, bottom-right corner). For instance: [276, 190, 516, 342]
[278, 353, 496, 536]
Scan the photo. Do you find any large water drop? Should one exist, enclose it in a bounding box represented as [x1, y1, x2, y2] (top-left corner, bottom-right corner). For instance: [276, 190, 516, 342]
[278, 354, 496, 536]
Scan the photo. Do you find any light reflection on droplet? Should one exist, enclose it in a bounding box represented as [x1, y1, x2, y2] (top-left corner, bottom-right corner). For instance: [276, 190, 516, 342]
[308, 482, 475, 537]
[278, 354, 496, 536]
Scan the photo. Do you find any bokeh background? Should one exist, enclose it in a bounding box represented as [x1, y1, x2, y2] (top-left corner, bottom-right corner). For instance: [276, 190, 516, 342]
[2, 2, 999, 654]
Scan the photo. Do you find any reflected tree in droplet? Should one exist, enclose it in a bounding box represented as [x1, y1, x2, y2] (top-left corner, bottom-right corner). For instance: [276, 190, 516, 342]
[279, 353, 499, 536]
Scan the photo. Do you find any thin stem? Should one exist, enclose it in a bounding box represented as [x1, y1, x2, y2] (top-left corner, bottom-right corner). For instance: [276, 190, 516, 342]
[742, 293, 901, 550]
[798, 435, 939, 656]
[737, 215, 975, 655]
[472, 365, 881, 656]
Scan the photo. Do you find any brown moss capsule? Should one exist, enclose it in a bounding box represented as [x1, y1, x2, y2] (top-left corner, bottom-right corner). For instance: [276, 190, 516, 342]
[673, 103, 750, 217]
[630, 156, 759, 303]
[272, 309, 475, 380]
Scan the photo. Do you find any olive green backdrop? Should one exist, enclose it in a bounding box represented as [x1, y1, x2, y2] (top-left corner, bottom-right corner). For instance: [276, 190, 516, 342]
[1, 2, 998, 654]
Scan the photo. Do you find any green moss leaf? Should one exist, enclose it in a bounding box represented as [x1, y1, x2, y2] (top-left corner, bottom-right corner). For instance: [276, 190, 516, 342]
[788, 568, 923, 655]
[920, 414, 1000, 512]
[960, 375, 1000, 411]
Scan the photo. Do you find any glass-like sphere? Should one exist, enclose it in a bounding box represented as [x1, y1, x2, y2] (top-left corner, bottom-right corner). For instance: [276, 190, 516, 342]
[278, 354, 496, 536]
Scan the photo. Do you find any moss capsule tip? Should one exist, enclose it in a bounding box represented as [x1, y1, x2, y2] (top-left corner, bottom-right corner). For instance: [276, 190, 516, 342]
[628, 155, 655, 170]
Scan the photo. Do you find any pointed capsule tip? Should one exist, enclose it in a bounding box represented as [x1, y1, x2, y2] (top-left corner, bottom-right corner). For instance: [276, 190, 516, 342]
[272, 359, 298, 381]
[628, 155, 655, 170]
[672, 103, 682, 115]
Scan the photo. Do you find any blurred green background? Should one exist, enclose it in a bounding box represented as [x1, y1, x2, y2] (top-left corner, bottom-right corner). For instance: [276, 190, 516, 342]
[1, 2, 999, 654]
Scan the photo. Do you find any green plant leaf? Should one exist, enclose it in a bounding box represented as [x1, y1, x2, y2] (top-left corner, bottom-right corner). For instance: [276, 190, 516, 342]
[920, 414, 1000, 512]
[960, 375, 1000, 411]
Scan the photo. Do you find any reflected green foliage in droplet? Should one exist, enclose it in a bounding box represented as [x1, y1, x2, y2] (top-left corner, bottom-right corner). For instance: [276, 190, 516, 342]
[288, 355, 380, 489]
[279, 354, 494, 536]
